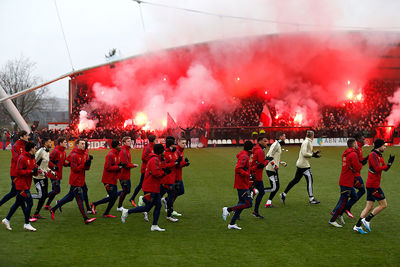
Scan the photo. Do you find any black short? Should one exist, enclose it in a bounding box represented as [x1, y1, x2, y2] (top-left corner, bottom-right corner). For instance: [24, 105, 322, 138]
[366, 187, 385, 201]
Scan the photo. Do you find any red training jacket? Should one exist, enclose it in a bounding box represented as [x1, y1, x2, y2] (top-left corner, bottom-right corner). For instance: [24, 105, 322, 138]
[14, 152, 37, 190]
[10, 139, 26, 177]
[175, 145, 188, 181]
[234, 150, 251, 190]
[102, 148, 121, 185]
[366, 150, 389, 188]
[160, 147, 178, 185]
[339, 148, 362, 187]
[250, 144, 268, 181]
[141, 142, 154, 174]
[119, 145, 136, 180]
[142, 153, 165, 193]
[354, 141, 365, 177]
[69, 148, 90, 187]
[49, 145, 67, 180]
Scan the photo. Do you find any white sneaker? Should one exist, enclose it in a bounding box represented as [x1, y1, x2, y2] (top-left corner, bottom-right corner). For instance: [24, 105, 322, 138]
[161, 198, 167, 211]
[353, 225, 368, 234]
[228, 224, 242, 230]
[116, 207, 124, 212]
[166, 216, 179, 222]
[361, 218, 371, 232]
[143, 212, 149, 222]
[328, 221, 343, 228]
[150, 225, 165, 232]
[2, 218, 12, 230]
[24, 223, 37, 232]
[222, 207, 230, 221]
[171, 211, 182, 217]
[121, 208, 128, 223]
[338, 215, 345, 224]
[138, 196, 145, 207]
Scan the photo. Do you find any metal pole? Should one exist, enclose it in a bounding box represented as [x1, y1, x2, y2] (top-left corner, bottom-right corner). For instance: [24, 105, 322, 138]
[0, 84, 31, 133]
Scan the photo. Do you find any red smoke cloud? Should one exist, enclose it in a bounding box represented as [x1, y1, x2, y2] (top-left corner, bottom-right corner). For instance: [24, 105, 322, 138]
[83, 32, 395, 129]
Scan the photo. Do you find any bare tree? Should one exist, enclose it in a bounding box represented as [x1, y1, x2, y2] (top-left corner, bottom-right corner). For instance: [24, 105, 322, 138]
[0, 56, 48, 124]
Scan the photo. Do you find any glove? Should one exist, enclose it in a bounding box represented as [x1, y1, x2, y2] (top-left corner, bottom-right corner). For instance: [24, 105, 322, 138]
[88, 155, 94, 161]
[361, 155, 369, 165]
[257, 163, 265, 169]
[84, 160, 91, 168]
[388, 154, 395, 165]
[163, 168, 172, 175]
[31, 167, 38, 176]
[118, 163, 127, 169]
[184, 157, 189, 163]
[312, 151, 321, 158]
[249, 174, 255, 181]
[175, 156, 183, 166]
[265, 156, 274, 162]
[53, 165, 59, 172]
[185, 162, 190, 167]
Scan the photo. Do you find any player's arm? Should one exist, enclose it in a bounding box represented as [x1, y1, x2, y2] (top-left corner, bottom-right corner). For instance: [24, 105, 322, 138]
[71, 154, 86, 172]
[105, 153, 120, 172]
[17, 157, 32, 175]
[151, 158, 166, 178]
[350, 151, 363, 173]
[301, 142, 313, 158]
[369, 152, 388, 172]
[120, 150, 135, 169]
[236, 154, 250, 177]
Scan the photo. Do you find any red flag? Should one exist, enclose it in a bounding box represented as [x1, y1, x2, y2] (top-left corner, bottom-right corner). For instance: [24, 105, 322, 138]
[167, 113, 181, 138]
[259, 104, 272, 127]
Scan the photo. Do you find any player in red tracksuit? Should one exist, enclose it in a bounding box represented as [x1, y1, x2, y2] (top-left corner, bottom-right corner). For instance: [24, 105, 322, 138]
[171, 138, 190, 217]
[129, 134, 156, 206]
[0, 130, 29, 207]
[342, 133, 369, 218]
[91, 140, 123, 218]
[328, 138, 362, 229]
[160, 136, 180, 222]
[353, 138, 394, 233]
[121, 144, 169, 232]
[116, 137, 138, 211]
[222, 141, 254, 230]
[49, 139, 96, 224]
[45, 137, 68, 209]
[2, 142, 38, 232]
[250, 136, 272, 218]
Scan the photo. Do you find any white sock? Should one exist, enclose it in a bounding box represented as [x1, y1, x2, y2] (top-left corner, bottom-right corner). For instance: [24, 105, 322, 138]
[266, 200, 272, 205]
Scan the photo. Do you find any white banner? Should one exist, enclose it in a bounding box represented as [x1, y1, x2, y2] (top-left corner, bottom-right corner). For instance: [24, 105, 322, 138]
[313, 137, 349, 147]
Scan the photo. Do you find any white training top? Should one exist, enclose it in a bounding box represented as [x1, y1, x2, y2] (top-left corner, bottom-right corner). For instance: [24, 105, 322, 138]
[33, 147, 50, 179]
[296, 137, 313, 168]
[266, 140, 282, 172]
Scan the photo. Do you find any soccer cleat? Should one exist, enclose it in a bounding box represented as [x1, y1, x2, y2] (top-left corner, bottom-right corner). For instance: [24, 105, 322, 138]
[130, 200, 137, 207]
[84, 218, 96, 224]
[29, 217, 38, 223]
[252, 211, 264, 219]
[171, 211, 182, 217]
[2, 218, 12, 230]
[90, 202, 96, 215]
[138, 196, 145, 207]
[328, 221, 343, 228]
[280, 193, 286, 205]
[143, 212, 149, 222]
[309, 198, 321, 205]
[24, 223, 37, 231]
[49, 209, 55, 221]
[116, 207, 124, 212]
[33, 214, 46, 219]
[87, 210, 93, 214]
[353, 225, 367, 234]
[161, 198, 167, 211]
[265, 203, 275, 208]
[222, 207, 230, 221]
[338, 215, 345, 225]
[345, 210, 354, 219]
[121, 209, 128, 223]
[228, 224, 242, 230]
[44, 205, 51, 211]
[151, 225, 165, 232]
[166, 216, 179, 222]
[102, 214, 116, 218]
[361, 218, 371, 232]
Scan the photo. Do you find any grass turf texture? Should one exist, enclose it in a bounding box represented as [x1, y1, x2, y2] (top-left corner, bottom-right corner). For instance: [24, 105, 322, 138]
[0, 146, 399, 266]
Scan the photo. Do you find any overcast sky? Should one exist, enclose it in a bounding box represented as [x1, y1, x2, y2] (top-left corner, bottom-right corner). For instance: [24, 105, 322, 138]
[1, 0, 399, 99]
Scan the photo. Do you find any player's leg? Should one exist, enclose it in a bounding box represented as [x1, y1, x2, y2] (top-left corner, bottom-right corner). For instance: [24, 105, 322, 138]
[129, 173, 144, 203]
[329, 187, 350, 227]
[0, 177, 18, 207]
[280, 168, 303, 204]
[82, 183, 91, 213]
[117, 180, 131, 209]
[46, 179, 60, 208]
[33, 179, 48, 217]
[253, 180, 265, 217]
[265, 171, 279, 207]
[51, 187, 74, 214]
[228, 190, 252, 229]
[103, 184, 118, 216]
[303, 168, 319, 204]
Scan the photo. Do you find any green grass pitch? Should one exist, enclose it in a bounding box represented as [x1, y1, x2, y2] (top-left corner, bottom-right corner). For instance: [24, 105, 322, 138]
[0, 146, 399, 266]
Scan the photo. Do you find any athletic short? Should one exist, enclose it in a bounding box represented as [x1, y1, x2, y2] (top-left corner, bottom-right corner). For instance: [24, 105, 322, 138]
[366, 187, 385, 201]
